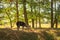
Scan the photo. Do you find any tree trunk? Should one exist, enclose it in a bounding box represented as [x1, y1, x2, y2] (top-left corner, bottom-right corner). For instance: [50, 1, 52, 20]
[10, 18, 12, 28]
[51, 0, 54, 28]
[32, 19, 34, 28]
[23, 0, 28, 25]
[16, 0, 19, 22]
[5, 10, 12, 28]
[55, 0, 58, 28]
[39, 17, 41, 28]
[30, 4, 34, 28]
[34, 7, 37, 28]
[56, 19, 58, 28]
[55, 16, 58, 28]
[36, 16, 37, 28]
[39, 0, 41, 28]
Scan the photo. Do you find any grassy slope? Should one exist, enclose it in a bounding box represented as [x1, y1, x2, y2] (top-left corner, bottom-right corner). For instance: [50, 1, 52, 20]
[0, 28, 38, 40]
[0, 28, 59, 40]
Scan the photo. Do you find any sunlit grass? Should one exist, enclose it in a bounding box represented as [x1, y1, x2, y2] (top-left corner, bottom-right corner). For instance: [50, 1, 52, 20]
[0, 23, 60, 28]
[57, 37, 60, 40]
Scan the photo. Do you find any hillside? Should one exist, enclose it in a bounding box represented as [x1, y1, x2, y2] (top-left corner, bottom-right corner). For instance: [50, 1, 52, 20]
[0, 28, 59, 40]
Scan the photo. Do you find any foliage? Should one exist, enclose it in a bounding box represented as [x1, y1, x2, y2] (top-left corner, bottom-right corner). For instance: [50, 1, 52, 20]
[0, 0, 60, 28]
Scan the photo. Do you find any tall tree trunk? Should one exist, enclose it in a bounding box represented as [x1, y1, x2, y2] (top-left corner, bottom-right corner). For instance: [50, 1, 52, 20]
[39, 0, 41, 28]
[16, 0, 19, 22]
[34, 7, 37, 28]
[32, 19, 34, 28]
[39, 17, 41, 28]
[56, 20, 58, 28]
[10, 1, 13, 28]
[30, 5, 34, 28]
[5, 3, 13, 28]
[36, 16, 37, 28]
[5, 10, 12, 28]
[55, 0, 58, 28]
[10, 18, 12, 28]
[51, 0, 54, 28]
[55, 15, 58, 28]
[23, 0, 28, 25]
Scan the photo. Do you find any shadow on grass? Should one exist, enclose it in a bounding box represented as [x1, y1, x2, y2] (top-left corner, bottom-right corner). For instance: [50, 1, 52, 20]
[0, 28, 38, 40]
[0, 28, 57, 40]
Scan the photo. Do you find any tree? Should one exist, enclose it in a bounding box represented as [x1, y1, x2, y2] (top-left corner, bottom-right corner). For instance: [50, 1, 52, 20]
[23, 0, 29, 25]
[16, 0, 19, 22]
[1, 0, 13, 28]
[5, 9, 13, 28]
[38, 0, 41, 28]
[54, 0, 58, 28]
[51, 0, 54, 28]
[30, 0, 34, 28]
